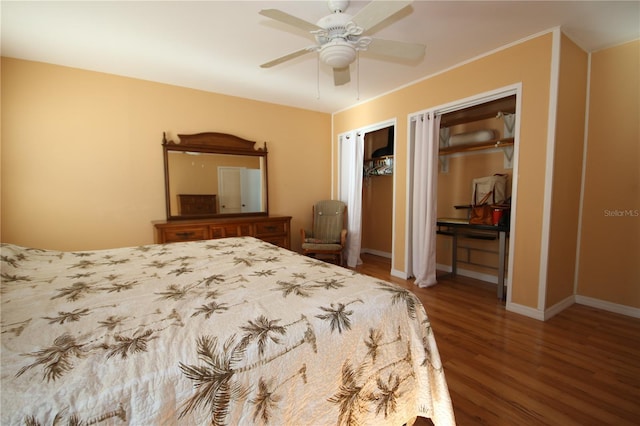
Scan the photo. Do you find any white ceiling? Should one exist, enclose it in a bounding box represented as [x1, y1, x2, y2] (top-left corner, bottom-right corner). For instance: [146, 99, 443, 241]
[2, 1, 639, 113]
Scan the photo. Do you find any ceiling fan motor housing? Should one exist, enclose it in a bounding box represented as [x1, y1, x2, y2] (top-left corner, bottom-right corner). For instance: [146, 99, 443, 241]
[315, 12, 357, 44]
[319, 40, 356, 68]
[315, 11, 363, 68]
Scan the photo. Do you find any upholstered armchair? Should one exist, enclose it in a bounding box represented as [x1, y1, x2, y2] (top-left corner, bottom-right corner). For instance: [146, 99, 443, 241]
[301, 200, 347, 265]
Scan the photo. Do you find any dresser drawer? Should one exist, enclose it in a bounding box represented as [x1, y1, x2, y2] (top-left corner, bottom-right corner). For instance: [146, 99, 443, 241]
[210, 223, 253, 238]
[255, 220, 287, 236]
[261, 235, 289, 249]
[161, 226, 209, 243]
[178, 194, 217, 215]
[154, 216, 291, 249]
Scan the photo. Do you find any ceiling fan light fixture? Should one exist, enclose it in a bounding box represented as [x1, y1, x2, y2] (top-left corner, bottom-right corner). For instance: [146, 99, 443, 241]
[260, 0, 422, 86]
[319, 39, 356, 68]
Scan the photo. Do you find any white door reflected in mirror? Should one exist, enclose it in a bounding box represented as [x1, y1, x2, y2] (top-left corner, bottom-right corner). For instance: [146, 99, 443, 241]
[218, 167, 262, 214]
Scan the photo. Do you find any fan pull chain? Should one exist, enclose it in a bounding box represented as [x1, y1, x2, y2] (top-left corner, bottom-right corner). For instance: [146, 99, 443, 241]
[356, 51, 360, 101]
[316, 52, 321, 100]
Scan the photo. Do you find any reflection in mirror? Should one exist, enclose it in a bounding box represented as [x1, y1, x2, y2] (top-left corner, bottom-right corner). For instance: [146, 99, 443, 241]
[163, 132, 268, 220]
[168, 152, 266, 216]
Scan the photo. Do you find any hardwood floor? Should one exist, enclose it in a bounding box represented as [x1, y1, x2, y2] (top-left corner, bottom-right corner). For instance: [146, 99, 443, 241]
[353, 254, 640, 426]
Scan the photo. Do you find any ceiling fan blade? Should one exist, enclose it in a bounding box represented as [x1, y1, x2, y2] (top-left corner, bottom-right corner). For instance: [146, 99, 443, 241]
[259, 9, 322, 33]
[260, 48, 312, 68]
[352, 0, 413, 33]
[367, 38, 425, 60]
[333, 67, 351, 86]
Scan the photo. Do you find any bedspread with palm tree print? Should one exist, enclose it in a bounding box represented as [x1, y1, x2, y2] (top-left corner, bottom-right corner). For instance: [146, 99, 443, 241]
[1, 237, 454, 425]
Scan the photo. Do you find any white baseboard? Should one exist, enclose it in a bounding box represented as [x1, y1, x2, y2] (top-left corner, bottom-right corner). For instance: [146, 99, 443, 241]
[359, 248, 406, 279]
[543, 295, 576, 320]
[498, 294, 639, 322]
[542, 295, 640, 320]
[361, 248, 392, 259]
[506, 302, 545, 321]
[391, 268, 408, 280]
[395, 264, 640, 321]
[575, 295, 640, 319]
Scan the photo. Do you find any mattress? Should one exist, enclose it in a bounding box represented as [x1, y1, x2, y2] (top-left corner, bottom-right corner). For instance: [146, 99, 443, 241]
[1, 237, 454, 425]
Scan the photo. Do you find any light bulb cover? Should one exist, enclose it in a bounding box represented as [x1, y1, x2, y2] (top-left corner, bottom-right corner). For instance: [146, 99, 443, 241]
[319, 40, 356, 68]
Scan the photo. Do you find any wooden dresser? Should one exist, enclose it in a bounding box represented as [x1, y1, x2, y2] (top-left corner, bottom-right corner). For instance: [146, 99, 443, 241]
[178, 194, 217, 215]
[154, 216, 292, 249]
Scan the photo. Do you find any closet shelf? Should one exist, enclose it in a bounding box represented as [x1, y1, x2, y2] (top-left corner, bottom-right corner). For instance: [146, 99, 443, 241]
[364, 154, 394, 162]
[439, 137, 514, 156]
[364, 155, 394, 177]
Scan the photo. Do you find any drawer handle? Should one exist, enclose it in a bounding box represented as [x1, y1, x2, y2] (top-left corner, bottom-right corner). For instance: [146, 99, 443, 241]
[176, 232, 194, 239]
[264, 225, 277, 232]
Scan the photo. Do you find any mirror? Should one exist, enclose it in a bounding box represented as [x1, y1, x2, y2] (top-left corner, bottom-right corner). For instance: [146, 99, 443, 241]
[163, 132, 268, 220]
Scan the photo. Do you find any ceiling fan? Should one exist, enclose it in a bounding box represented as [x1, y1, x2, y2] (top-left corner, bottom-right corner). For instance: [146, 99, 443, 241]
[259, 0, 425, 86]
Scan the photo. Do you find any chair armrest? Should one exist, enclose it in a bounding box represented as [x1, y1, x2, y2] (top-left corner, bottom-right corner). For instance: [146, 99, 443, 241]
[340, 229, 347, 246]
[301, 228, 313, 240]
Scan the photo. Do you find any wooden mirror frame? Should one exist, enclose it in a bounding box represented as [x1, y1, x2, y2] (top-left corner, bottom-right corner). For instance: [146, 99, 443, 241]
[163, 132, 268, 220]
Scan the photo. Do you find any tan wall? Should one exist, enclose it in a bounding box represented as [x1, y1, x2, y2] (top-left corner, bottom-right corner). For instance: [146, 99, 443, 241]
[577, 40, 640, 307]
[362, 127, 394, 254]
[545, 35, 589, 307]
[3, 37, 636, 313]
[333, 33, 554, 310]
[362, 175, 393, 254]
[1, 58, 332, 251]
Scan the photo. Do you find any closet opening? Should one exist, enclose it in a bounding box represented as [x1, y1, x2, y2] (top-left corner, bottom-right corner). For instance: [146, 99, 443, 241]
[437, 94, 516, 298]
[338, 120, 396, 269]
[407, 90, 518, 299]
[362, 125, 395, 259]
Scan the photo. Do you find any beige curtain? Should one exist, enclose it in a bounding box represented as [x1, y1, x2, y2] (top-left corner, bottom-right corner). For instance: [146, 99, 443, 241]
[339, 131, 364, 267]
[411, 112, 440, 287]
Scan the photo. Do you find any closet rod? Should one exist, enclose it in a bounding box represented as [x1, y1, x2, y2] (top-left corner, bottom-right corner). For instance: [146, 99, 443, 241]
[439, 137, 514, 156]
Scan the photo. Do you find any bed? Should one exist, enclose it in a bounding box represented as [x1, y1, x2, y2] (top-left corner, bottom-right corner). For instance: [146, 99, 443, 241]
[1, 237, 454, 425]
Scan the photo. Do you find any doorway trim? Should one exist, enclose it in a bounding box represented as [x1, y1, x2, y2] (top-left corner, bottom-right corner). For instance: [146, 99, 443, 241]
[337, 118, 398, 271]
